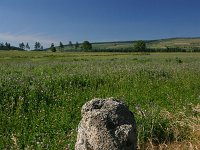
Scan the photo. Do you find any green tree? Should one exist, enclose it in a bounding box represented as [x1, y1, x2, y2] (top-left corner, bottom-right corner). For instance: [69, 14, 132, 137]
[50, 43, 56, 52]
[68, 41, 73, 47]
[75, 42, 79, 49]
[26, 42, 30, 50]
[82, 41, 92, 51]
[34, 42, 38, 50]
[134, 40, 146, 52]
[19, 42, 25, 50]
[59, 42, 64, 51]
[34, 42, 41, 50]
[5, 42, 11, 50]
[0, 42, 4, 47]
[38, 42, 41, 49]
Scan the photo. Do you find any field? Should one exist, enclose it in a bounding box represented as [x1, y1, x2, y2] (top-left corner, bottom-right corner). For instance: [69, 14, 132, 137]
[147, 38, 200, 49]
[60, 37, 200, 51]
[0, 51, 200, 149]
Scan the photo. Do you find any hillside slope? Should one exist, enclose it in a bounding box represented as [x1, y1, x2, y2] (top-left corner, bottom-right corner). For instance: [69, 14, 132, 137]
[147, 37, 200, 49]
[60, 37, 200, 51]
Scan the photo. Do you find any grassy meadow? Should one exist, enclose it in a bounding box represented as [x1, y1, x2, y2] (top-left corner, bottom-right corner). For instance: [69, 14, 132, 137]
[0, 51, 200, 149]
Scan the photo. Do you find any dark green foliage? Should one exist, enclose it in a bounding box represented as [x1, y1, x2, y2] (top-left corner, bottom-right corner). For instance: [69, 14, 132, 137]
[59, 42, 64, 51]
[0, 44, 23, 51]
[75, 42, 79, 49]
[82, 41, 92, 51]
[5, 42, 11, 50]
[68, 41, 73, 47]
[26, 42, 30, 50]
[34, 42, 42, 50]
[134, 40, 146, 52]
[50, 43, 56, 52]
[0, 42, 19, 50]
[175, 57, 183, 63]
[19, 42, 25, 50]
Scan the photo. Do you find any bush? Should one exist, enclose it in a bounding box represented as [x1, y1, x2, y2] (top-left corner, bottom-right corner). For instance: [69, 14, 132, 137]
[82, 41, 92, 51]
[134, 40, 146, 52]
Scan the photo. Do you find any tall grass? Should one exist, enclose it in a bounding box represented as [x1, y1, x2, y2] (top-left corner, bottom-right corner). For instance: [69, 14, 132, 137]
[0, 52, 199, 149]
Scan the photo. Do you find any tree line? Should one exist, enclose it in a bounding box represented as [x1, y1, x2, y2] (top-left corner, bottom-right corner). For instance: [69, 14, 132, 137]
[18, 42, 43, 51]
[1, 40, 200, 52]
[49, 41, 92, 52]
[49, 40, 147, 52]
[0, 42, 22, 50]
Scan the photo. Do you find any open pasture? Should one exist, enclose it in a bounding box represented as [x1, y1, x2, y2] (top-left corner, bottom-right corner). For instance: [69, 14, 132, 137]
[0, 51, 199, 149]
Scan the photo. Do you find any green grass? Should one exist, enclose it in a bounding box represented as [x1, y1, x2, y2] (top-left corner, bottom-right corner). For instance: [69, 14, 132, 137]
[147, 38, 200, 49]
[0, 51, 200, 149]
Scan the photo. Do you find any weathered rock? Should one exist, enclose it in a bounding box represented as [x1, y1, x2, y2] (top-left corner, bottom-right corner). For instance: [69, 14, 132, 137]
[75, 98, 137, 150]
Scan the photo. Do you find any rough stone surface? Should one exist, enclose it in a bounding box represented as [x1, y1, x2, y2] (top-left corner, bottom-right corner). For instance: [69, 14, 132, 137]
[75, 98, 137, 150]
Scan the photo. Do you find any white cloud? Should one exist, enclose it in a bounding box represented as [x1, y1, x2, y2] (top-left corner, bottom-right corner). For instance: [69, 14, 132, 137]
[0, 32, 58, 48]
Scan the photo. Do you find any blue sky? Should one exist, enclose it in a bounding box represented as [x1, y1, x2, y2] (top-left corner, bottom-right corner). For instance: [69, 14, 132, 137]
[0, 0, 200, 48]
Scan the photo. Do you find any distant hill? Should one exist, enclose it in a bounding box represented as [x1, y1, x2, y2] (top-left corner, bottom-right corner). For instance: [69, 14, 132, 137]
[91, 37, 200, 49]
[146, 37, 200, 49]
[1, 37, 200, 52]
[54, 37, 200, 52]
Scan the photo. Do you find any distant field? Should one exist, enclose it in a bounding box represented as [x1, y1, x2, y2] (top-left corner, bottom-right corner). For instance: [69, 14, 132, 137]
[0, 51, 199, 149]
[61, 37, 200, 51]
[147, 38, 200, 49]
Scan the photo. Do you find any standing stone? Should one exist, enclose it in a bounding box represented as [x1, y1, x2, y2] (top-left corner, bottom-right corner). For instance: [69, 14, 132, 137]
[75, 98, 137, 150]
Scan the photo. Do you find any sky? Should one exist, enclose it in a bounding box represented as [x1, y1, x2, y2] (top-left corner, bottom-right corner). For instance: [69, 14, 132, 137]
[0, 0, 200, 48]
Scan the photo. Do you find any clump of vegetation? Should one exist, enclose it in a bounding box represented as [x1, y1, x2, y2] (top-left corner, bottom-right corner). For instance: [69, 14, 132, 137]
[134, 40, 146, 52]
[50, 43, 56, 52]
[0, 42, 23, 51]
[176, 57, 183, 63]
[81, 41, 92, 51]
[136, 104, 199, 149]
